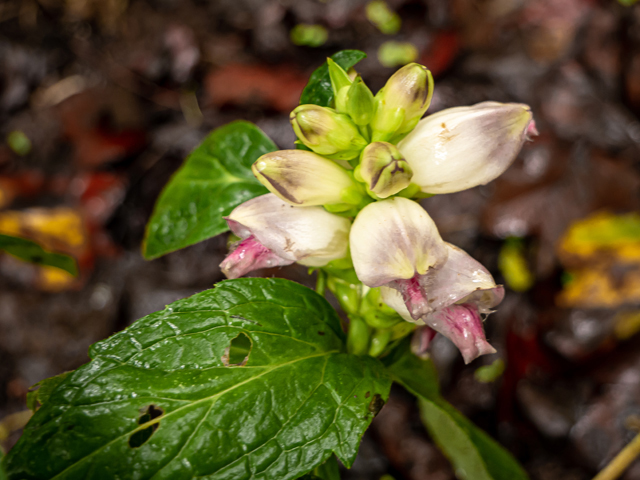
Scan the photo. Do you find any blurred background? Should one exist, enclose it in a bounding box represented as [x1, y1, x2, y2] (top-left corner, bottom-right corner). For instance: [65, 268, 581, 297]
[1, 0, 640, 478]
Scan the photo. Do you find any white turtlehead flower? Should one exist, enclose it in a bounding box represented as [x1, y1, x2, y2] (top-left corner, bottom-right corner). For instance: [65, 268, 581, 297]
[349, 197, 448, 319]
[220, 193, 351, 278]
[252, 150, 361, 206]
[381, 243, 504, 364]
[398, 102, 537, 194]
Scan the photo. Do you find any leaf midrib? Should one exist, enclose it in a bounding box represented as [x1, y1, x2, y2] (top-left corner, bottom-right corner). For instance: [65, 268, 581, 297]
[49, 350, 340, 480]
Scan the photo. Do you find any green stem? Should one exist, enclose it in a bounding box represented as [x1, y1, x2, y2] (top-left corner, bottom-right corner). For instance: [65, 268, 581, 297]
[358, 124, 371, 142]
[315, 270, 327, 296]
[593, 432, 640, 480]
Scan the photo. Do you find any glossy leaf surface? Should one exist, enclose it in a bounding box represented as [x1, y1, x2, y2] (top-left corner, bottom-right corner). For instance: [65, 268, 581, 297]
[385, 342, 528, 480]
[299, 50, 367, 108]
[143, 121, 276, 259]
[0, 234, 77, 275]
[5, 278, 390, 480]
[26, 371, 71, 412]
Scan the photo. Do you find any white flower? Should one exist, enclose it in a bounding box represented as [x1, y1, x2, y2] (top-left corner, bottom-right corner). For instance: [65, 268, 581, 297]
[380, 243, 504, 363]
[398, 101, 537, 194]
[220, 193, 351, 278]
[252, 150, 361, 206]
[349, 197, 448, 319]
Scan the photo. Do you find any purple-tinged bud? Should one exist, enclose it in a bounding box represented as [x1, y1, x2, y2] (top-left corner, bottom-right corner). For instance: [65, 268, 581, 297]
[398, 101, 537, 194]
[359, 141, 412, 198]
[252, 150, 362, 206]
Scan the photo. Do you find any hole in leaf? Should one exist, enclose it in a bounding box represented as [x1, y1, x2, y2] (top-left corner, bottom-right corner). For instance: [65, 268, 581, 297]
[368, 394, 385, 416]
[128, 404, 163, 448]
[222, 332, 252, 366]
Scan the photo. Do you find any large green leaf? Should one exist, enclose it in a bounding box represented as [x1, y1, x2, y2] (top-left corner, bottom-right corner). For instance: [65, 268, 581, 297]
[299, 50, 367, 107]
[0, 234, 77, 275]
[385, 342, 528, 480]
[5, 278, 390, 480]
[143, 121, 276, 259]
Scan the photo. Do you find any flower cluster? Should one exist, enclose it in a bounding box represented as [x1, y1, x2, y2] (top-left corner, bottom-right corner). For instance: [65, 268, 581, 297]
[220, 60, 537, 363]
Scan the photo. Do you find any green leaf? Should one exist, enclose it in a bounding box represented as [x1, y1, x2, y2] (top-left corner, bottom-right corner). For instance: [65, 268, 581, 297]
[143, 121, 276, 259]
[26, 371, 71, 412]
[385, 342, 528, 480]
[299, 50, 367, 108]
[5, 278, 391, 480]
[0, 234, 77, 275]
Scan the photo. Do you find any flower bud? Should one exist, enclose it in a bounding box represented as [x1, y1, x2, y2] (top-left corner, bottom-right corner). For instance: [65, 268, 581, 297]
[360, 287, 402, 329]
[347, 316, 370, 355]
[290, 105, 367, 159]
[359, 142, 413, 198]
[370, 63, 434, 142]
[368, 328, 392, 357]
[220, 193, 351, 278]
[398, 102, 537, 194]
[327, 58, 353, 101]
[345, 77, 375, 126]
[252, 150, 362, 206]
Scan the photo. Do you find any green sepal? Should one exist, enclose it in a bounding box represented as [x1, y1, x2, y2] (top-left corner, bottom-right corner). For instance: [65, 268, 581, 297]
[346, 77, 375, 126]
[327, 58, 353, 100]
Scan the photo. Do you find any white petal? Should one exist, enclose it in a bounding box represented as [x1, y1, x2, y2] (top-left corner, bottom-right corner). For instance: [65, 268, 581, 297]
[424, 243, 504, 312]
[398, 102, 535, 194]
[226, 193, 350, 266]
[381, 243, 504, 317]
[350, 197, 447, 287]
[252, 150, 357, 206]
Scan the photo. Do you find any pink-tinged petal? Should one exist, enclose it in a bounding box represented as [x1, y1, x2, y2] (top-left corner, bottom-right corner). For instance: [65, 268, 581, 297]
[380, 242, 504, 362]
[424, 303, 496, 364]
[387, 275, 430, 320]
[219, 236, 293, 279]
[225, 193, 350, 269]
[526, 119, 539, 139]
[411, 326, 438, 359]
